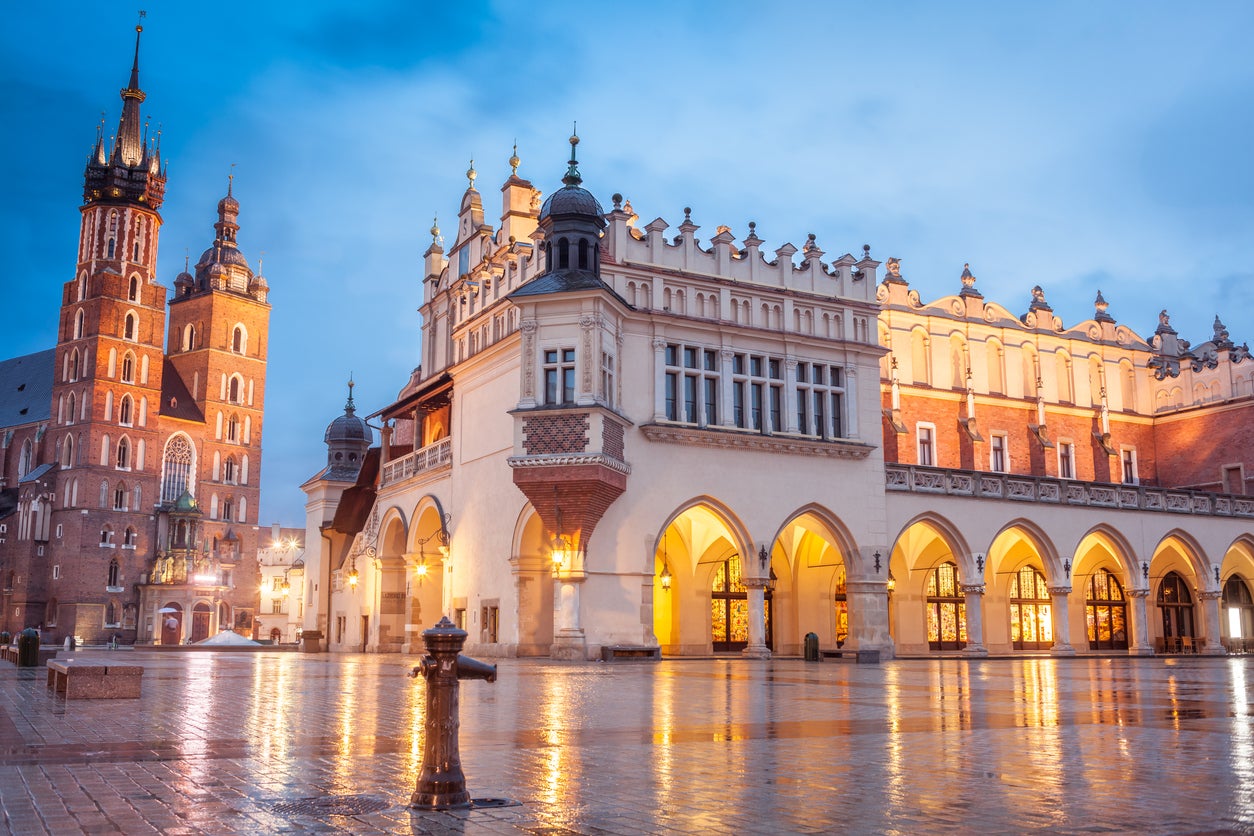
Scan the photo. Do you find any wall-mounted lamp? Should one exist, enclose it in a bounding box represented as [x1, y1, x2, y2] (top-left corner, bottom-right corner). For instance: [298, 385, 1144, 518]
[660, 564, 672, 591]
[887, 570, 896, 593]
[347, 567, 359, 588]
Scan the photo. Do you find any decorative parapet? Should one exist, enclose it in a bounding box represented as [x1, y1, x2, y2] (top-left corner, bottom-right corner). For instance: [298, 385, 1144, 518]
[641, 423, 875, 460]
[380, 437, 453, 487]
[506, 452, 630, 475]
[885, 463, 1254, 519]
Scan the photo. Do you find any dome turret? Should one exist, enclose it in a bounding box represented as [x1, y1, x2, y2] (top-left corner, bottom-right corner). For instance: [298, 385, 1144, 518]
[324, 378, 373, 476]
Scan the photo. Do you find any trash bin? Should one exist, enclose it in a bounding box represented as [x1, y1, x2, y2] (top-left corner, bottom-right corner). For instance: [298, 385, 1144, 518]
[17, 628, 40, 667]
[804, 632, 820, 662]
[0, 631, 10, 647]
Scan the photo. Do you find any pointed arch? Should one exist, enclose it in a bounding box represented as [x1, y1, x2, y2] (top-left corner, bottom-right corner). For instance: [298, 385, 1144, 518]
[771, 503, 863, 575]
[890, 512, 974, 576]
[988, 517, 1063, 579]
[1151, 529, 1210, 587]
[651, 495, 754, 571]
[1070, 523, 1141, 589]
[121, 350, 136, 383]
[74, 308, 85, 339]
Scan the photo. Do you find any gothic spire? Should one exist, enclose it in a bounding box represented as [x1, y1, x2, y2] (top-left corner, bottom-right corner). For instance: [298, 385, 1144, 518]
[113, 23, 148, 167]
[563, 125, 582, 188]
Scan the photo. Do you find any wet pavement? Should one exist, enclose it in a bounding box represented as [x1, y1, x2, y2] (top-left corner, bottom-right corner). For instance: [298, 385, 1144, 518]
[1, 651, 1251, 834]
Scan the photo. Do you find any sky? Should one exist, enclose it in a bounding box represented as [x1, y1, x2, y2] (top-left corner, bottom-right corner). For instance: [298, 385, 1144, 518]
[3, 1, 1254, 526]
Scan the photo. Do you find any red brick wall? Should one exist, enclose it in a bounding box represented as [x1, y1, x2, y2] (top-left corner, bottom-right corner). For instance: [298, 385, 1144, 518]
[1153, 401, 1254, 493]
[523, 414, 589, 455]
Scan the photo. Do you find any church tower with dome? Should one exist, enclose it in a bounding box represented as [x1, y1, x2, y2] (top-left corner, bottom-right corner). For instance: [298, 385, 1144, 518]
[0, 23, 271, 645]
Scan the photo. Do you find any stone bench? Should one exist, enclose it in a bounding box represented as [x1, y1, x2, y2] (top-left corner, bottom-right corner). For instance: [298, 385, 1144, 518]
[46, 659, 143, 699]
[3, 646, 59, 666]
[600, 645, 661, 662]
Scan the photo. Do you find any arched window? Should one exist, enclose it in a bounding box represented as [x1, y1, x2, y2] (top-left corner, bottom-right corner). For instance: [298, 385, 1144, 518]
[950, 335, 967, 390]
[221, 497, 233, 522]
[182, 323, 195, 352]
[1085, 568, 1128, 650]
[232, 325, 246, 354]
[128, 276, 139, 301]
[1088, 356, 1104, 405]
[121, 352, 135, 383]
[107, 237, 116, 259]
[223, 456, 237, 484]
[118, 395, 133, 426]
[558, 237, 570, 269]
[18, 439, 33, 478]
[100, 525, 113, 545]
[113, 482, 127, 510]
[1223, 576, 1254, 650]
[227, 414, 240, 442]
[69, 348, 80, 381]
[124, 312, 137, 341]
[1010, 565, 1053, 650]
[926, 561, 967, 651]
[578, 238, 589, 270]
[66, 392, 76, 424]
[116, 437, 130, 469]
[1120, 362, 1137, 412]
[124, 526, 137, 547]
[74, 309, 85, 339]
[107, 558, 120, 587]
[160, 434, 194, 502]
[61, 434, 75, 468]
[77, 274, 86, 301]
[228, 376, 241, 404]
[1157, 571, 1195, 649]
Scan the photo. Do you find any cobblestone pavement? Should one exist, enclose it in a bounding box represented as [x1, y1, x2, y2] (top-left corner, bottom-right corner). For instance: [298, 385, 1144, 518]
[1, 651, 1251, 835]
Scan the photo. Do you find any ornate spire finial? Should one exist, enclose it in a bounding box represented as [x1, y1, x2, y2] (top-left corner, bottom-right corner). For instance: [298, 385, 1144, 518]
[228, 164, 235, 196]
[345, 375, 356, 413]
[509, 140, 520, 176]
[467, 158, 476, 188]
[430, 214, 440, 242]
[563, 123, 582, 187]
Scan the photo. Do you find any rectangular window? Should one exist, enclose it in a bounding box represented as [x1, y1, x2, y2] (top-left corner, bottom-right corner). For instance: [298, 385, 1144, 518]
[664, 343, 721, 426]
[1058, 442, 1074, 479]
[729, 352, 782, 433]
[990, 434, 1008, 472]
[918, 424, 936, 467]
[1121, 448, 1138, 484]
[52, 565, 60, 580]
[271, 599, 283, 614]
[600, 352, 615, 407]
[795, 362, 847, 438]
[543, 348, 576, 405]
[1223, 465, 1244, 495]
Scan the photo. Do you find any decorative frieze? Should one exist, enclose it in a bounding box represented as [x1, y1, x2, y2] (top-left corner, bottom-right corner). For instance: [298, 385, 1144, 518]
[640, 424, 874, 460]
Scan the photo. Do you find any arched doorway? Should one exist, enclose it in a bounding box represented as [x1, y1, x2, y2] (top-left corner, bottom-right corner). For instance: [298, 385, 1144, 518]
[160, 605, 182, 645]
[1010, 565, 1052, 650]
[270, 627, 282, 644]
[925, 561, 966, 651]
[710, 554, 771, 652]
[191, 602, 212, 643]
[1085, 568, 1128, 650]
[1223, 575, 1254, 651]
[1158, 571, 1195, 650]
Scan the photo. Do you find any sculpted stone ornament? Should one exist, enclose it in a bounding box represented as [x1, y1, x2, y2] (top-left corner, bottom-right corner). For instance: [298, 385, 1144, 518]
[884, 257, 903, 282]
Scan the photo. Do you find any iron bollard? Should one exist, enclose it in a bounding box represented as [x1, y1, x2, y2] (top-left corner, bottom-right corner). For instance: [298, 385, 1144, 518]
[17, 628, 40, 667]
[409, 616, 496, 810]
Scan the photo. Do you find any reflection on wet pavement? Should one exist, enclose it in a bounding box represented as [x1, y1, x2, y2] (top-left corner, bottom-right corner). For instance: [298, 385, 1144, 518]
[0, 653, 1251, 834]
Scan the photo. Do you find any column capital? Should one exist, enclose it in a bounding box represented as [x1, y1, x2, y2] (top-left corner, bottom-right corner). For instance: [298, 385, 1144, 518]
[959, 583, 986, 596]
[1047, 586, 1073, 596]
[1198, 590, 1223, 601]
[1125, 588, 1150, 599]
[742, 577, 771, 590]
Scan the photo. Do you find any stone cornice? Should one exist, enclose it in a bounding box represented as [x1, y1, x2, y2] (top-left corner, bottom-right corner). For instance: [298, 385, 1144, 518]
[641, 423, 875, 459]
[507, 453, 632, 475]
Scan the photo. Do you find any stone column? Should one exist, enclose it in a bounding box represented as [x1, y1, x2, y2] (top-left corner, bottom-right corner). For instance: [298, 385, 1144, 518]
[551, 560, 587, 661]
[742, 578, 770, 659]
[652, 338, 668, 421]
[1126, 589, 1153, 655]
[1048, 586, 1076, 655]
[784, 357, 800, 433]
[1199, 591, 1226, 655]
[960, 583, 988, 656]
[845, 579, 895, 659]
[719, 349, 736, 428]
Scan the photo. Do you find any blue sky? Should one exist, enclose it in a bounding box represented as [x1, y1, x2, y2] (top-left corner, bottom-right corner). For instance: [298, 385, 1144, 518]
[3, 1, 1253, 525]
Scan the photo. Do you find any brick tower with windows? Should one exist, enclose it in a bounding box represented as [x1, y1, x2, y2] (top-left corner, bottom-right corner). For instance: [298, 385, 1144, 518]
[0, 24, 271, 644]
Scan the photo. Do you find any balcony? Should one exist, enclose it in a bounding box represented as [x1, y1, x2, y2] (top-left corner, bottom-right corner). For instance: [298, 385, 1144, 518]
[380, 437, 453, 487]
[885, 464, 1254, 519]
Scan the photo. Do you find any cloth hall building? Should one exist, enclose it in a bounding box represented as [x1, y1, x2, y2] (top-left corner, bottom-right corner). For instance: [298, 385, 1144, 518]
[301, 139, 1254, 660]
[0, 28, 270, 646]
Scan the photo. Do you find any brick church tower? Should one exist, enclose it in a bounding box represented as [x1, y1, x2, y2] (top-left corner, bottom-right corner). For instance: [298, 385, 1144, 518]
[0, 24, 271, 644]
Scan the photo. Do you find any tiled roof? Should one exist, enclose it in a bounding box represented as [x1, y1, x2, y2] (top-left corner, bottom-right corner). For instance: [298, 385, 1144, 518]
[0, 349, 54, 428]
[159, 359, 204, 423]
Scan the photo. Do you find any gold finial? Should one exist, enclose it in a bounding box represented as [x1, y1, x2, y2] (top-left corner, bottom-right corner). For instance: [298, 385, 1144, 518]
[467, 158, 477, 187]
[430, 214, 440, 241]
[509, 140, 520, 176]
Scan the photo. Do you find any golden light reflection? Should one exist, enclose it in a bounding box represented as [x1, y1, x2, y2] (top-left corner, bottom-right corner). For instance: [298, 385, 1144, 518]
[652, 669, 676, 808]
[404, 658, 428, 783]
[1230, 659, 1253, 807]
[330, 659, 360, 792]
[536, 670, 579, 806]
[884, 665, 904, 799]
[249, 653, 297, 765]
